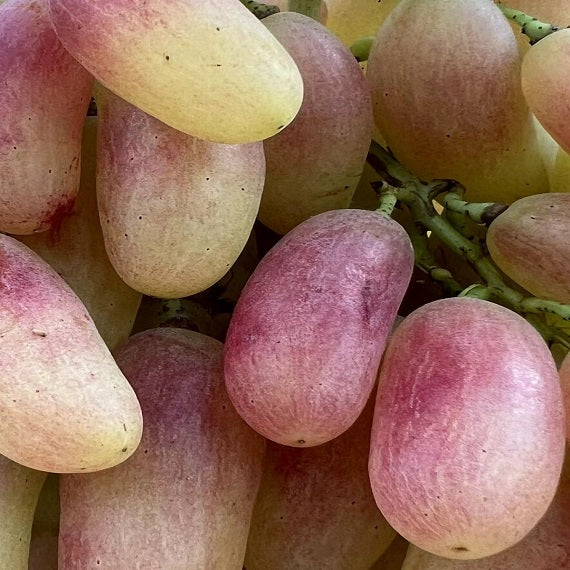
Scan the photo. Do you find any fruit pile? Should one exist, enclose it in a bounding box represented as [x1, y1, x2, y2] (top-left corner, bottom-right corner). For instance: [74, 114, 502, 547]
[1, 0, 569, 568]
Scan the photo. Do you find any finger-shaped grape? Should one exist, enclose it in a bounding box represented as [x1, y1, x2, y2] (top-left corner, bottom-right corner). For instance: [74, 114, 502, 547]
[369, 298, 565, 560]
[522, 29, 570, 155]
[245, 392, 395, 570]
[367, 0, 549, 203]
[0, 235, 143, 472]
[96, 87, 265, 299]
[48, 0, 303, 143]
[224, 209, 414, 447]
[59, 328, 266, 569]
[0, 0, 93, 234]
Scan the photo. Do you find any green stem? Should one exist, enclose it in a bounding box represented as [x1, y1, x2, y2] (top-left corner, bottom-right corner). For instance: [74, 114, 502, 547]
[367, 141, 570, 323]
[444, 192, 508, 226]
[289, 0, 323, 21]
[350, 36, 375, 62]
[375, 187, 399, 218]
[239, 0, 280, 18]
[406, 219, 464, 296]
[496, 3, 559, 44]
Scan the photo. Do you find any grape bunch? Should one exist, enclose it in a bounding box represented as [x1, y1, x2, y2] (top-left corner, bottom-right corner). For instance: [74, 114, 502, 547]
[0, 0, 569, 568]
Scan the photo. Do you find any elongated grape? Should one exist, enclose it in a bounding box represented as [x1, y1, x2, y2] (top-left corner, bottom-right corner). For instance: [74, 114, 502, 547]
[367, 0, 549, 203]
[401, 448, 570, 568]
[17, 117, 142, 351]
[224, 209, 414, 447]
[0, 0, 93, 235]
[0, 235, 143, 473]
[258, 12, 373, 234]
[522, 29, 570, 155]
[486, 193, 570, 303]
[244, 393, 395, 570]
[369, 298, 565, 560]
[48, 0, 303, 144]
[96, 86, 265, 299]
[59, 328, 266, 569]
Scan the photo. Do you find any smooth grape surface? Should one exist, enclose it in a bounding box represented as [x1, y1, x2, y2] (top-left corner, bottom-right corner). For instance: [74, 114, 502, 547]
[258, 12, 373, 235]
[59, 328, 265, 569]
[369, 298, 565, 560]
[367, 0, 549, 203]
[48, 0, 303, 143]
[224, 209, 414, 447]
[487, 193, 570, 303]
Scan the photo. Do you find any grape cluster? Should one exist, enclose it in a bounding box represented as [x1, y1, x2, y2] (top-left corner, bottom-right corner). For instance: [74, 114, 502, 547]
[0, 0, 569, 569]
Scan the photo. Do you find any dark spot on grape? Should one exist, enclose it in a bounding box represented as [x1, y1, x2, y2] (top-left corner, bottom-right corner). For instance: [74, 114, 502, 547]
[216, 26, 220, 31]
[277, 125, 284, 130]
[164, 54, 170, 61]
[482, 448, 487, 453]
[121, 447, 128, 452]
[48, 169, 52, 173]
[123, 423, 127, 432]
[452, 546, 469, 552]
[297, 439, 306, 444]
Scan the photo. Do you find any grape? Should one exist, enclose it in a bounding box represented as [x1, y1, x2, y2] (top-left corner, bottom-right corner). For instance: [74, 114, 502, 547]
[58, 328, 266, 569]
[401, 448, 570, 568]
[0, 0, 93, 234]
[17, 116, 142, 352]
[96, 86, 265, 299]
[244, 392, 396, 570]
[366, 0, 549, 203]
[0, 456, 46, 570]
[486, 193, 570, 303]
[47, 0, 304, 144]
[0, 234, 143, 473]
[369, 297, 565, 559]
[521, 29, 570, 156]
[258, 12, 374, 235]
[224, 209, 414, 447]
[29, 474, 59, 570]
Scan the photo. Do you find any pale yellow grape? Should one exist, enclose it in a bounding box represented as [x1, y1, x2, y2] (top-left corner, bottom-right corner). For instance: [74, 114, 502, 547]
[522, 29, 570, 155]
[367, 0, 549, 203]
[48, 0, 303, 144]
